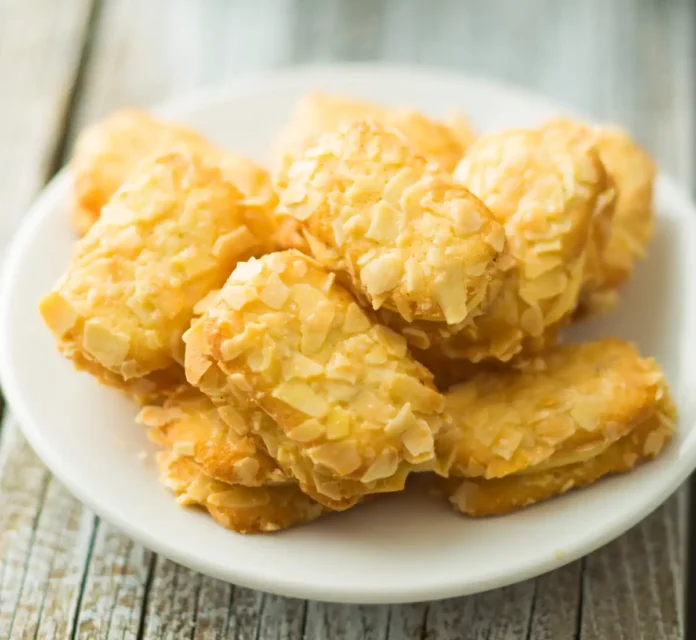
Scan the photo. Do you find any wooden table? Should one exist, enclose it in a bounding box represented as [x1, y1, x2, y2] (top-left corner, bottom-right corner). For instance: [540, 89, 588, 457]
[0, 1, 693, 638]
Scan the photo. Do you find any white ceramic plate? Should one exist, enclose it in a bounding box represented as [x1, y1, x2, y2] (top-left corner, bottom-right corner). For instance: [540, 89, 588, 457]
[2, 64, 696, 604]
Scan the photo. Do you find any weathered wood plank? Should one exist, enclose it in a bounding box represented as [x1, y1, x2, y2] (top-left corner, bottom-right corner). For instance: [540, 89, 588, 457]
[582, 500, 684, 640]
[0, 420, 52, 638]
[0, 2, 96, 636]
[423, 581, 536, 640]
[386, 603, 428, 640]
[140, 559, 203, 639]
[303, 602, 390, 640]
[0, 0, 95, 244]
[73, 520, 152, 639]
[9, 475, 94, 640]
[527, 562, 583, 640]
[256, 594, 306, 640]
[191, 576, 234, 640]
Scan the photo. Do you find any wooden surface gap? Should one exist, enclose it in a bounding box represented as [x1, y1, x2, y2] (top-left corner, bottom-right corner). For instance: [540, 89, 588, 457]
[573, 560, 584, 640]
[43, 0, 103, 179]
[135, 553, 157, 640]
[4, 472, 51, 638]
[68, 518, 98, 640]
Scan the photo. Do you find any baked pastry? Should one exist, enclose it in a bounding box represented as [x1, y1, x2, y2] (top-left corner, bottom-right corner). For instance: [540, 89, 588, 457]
[278, 120, 508, 324]
[40, 153, 277, 400]
[433, 339, 675, 515]
[184, 250, 447, 509]
[71, 109, 276, 234]
[273, 91, 467, 178]
[140, 385, 287, 487]
[158, 451, 325, 533]
[543, 119, 655, 312]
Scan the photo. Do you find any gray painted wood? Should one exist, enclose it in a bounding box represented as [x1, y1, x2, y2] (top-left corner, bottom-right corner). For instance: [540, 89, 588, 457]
[0, 1, 692, 638]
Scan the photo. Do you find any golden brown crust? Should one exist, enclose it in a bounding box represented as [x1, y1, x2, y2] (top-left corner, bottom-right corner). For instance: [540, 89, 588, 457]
[278, 120, 508, 324]
[442, 406, 674, 516]
[158, 451, 325, 533]
[273, 92, 466, 176]
[41, 153, 277, 393]
[450, 126, 613, 358]
[139, 386, 287, 487]
[595, 127, 655, 286]
[185, 250, 447, 507]
[378, 125, 615, 364]
[543, 118, 655, 312]
[71, 109, 277, 234]
[437, 339, 671, 479]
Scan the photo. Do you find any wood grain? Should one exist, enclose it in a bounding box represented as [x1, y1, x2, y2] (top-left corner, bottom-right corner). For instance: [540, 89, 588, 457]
[0, 1, 692, 639]
[0, 2, 96, 638]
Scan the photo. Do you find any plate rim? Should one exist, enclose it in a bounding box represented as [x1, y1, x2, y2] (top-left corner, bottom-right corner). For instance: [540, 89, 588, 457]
[2, 63, 696, 604]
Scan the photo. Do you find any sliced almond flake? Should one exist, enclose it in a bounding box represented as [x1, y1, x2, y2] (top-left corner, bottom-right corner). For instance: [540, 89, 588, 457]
[193, 289, 221, 315]
[401, 327, 431, 350]
[231, 258, 264, 282]
[434, 265, 468, 324]
[490, 426, 524, 461]
[360, 253, 404, 297]
[325, 381, 359, 402]
[208, 487, 271, 508]
[332, 218, 346, 246]
[404, 257, 424, 294]
[389, 375, 443, 413]
[384, 403, 417, 436]
[291, 257, 308, 277]
[259, 430, 278, 458]
[402, 421, 435, 459]
[321, 272, 336, 294]
[228, 372, 252, 392]
[221, 334, 250, 361]
[356, 248, 378, 267]
[213, 225, 259, 258]
[343, 302, 371, 333]
[39, 292, 78, 337]
[643, 429, 668, 457]
[136, 405, 177, 428]
[307, 440, 362, 476]
[280, 183, 308, 206]
[365, 346, 388, 364]
[221, 285, 258, 311]
[282, 353, 324, 380]
[361, 448, 399, 483]
[289, 189, 322, 221]
[383, 167, 416, 205]
[301, 326, 330, 356]
[325, 352, 359, 384]
[217, 404, 249, 432]
[326, 406, 352, 440]
[232, 456, 261, 484]
[172, 441, 195, 457]
[352, 389, 396, 423]
[259, 272, 291, 310]
[519, 305, 544, 336]
[272, 381, 329, 417]
[450, 481, 478, 511]
[291, 283, 328, 313]
[520, 271, 568, 302]
[246, 335, 275, 372]
[484, 225, 506, 252]
[369, 325, 407, 358]
[451, 200, 485, 235]
[83, 319, 130, 369]
[288, 418, 326, 442]
[365, 200, 401, 244]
